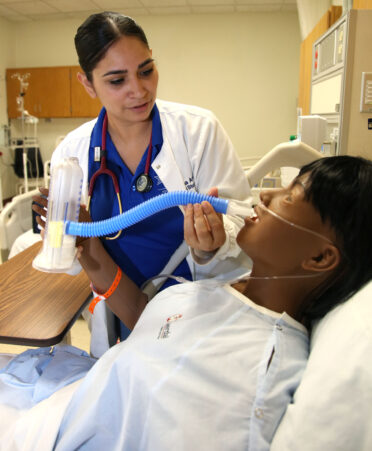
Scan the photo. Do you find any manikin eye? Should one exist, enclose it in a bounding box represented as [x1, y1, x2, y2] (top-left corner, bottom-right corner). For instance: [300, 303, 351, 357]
[284, 193, 293, 202]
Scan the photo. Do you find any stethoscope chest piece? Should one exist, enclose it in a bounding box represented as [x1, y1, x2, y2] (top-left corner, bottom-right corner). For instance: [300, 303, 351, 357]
[136, 173, 153, 193]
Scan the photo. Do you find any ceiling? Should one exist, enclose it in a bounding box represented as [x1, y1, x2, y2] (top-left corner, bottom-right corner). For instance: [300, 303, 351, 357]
[0, 0, 297, 22]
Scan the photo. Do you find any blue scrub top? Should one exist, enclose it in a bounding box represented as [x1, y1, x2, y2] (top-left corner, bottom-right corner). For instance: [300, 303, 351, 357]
[88, 105, 192, 339]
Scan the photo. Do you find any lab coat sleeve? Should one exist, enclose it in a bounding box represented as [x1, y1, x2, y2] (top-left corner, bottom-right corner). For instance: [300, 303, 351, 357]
[48, 121, 96, 275]
[188, 110, 251, 263]
[50, 119, 95, 204]
[270, 281, 372, 451]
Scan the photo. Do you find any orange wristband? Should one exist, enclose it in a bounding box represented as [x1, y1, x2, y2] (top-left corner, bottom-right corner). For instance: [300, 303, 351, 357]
[89, 267, 122, 314]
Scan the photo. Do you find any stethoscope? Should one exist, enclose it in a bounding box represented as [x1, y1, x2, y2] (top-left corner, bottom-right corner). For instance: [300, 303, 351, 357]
[87, 112, 154, 240]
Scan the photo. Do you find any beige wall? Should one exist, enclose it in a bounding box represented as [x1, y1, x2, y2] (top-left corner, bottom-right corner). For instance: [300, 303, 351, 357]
[0, 17, 13, 124]
[3, 11, 301, 197]
[0, 16, 18, 199]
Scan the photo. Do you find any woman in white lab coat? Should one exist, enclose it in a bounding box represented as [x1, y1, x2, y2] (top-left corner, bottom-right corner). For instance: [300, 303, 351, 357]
[34, 12, 251, 356]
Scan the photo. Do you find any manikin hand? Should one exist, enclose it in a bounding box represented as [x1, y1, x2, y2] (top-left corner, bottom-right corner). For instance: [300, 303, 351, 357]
[184, 187, 226, 253]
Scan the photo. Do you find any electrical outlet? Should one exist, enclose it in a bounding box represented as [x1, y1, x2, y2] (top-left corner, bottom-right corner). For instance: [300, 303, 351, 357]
[360, 72, 372, 113]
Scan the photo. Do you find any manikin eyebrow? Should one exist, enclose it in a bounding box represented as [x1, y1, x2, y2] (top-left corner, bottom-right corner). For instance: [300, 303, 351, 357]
[289, 178, 306, 191]
[102, 58, 154, 77]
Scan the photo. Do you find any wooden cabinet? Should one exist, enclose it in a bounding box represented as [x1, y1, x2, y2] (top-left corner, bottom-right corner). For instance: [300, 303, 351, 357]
[70, 67, 102, 117]
[353, 0, 372, 7]
[6, 66, 102, 119]
[6, 67, 71, 118]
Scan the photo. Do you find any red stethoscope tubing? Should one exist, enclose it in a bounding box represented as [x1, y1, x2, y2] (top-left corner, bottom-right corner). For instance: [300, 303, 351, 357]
[87, 113, 122, 239]
[144, 131, 152, 176]
[86, 112, 153, 239]
[88, 113, 120, 199]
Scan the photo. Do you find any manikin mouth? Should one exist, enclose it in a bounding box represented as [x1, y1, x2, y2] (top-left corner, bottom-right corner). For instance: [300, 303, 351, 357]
[244, 212, 259, 225]
[251, 205, 260, 222]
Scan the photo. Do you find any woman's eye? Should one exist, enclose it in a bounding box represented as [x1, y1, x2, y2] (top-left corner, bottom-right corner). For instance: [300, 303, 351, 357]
[109, 78, 125, 85]
[140, 67, 154, 77]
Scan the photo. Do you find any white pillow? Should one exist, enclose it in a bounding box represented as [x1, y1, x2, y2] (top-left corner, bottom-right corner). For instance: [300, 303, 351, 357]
[271, 280, 372, 451]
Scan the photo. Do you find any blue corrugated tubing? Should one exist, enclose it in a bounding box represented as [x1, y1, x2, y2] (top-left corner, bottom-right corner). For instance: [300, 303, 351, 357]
[65, 191, 229, 237]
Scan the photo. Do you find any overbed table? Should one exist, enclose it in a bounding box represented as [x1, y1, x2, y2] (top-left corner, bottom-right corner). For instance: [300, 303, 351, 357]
[0, 242, 91, 346]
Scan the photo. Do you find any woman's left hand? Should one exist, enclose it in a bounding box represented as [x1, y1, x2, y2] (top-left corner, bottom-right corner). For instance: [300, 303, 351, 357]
[184, 187, 226, 252]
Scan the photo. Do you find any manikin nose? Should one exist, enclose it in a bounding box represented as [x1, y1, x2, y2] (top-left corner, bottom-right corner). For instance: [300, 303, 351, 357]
[259, 189, 274, 206]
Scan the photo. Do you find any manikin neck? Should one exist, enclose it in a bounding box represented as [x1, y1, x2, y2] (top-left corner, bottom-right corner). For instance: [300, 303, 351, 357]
[241, 266, 324, 321]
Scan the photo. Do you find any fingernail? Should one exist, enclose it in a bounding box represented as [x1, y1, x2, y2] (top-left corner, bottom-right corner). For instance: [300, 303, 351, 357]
[201, 201, 211, 213]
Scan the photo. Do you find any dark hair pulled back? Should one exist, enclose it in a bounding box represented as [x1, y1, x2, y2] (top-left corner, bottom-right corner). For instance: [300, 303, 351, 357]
[75, 11, 149, 81]
[298, 155, 372, 326]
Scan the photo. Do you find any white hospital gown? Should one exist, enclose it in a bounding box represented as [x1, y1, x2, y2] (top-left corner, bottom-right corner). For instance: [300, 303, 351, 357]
[54, 280, 309, 451]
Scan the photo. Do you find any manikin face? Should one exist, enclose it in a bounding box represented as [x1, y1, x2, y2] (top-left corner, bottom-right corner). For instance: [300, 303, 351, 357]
[80, 35, 159, 125]
[237, 178, 335, 274]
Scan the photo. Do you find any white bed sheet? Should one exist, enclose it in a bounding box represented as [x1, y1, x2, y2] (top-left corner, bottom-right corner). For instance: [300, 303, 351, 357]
[0, 380, 81, 451]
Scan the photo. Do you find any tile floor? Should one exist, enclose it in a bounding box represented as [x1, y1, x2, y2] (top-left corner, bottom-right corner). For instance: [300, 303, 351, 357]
[0, 316, 91, 356]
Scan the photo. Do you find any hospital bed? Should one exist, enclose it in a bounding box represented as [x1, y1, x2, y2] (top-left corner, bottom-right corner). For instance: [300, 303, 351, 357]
[0, 139, 323, 346]
[0, 188, 39, 263]
[0, 141, 371, 450]
[0, 159, 51, 263]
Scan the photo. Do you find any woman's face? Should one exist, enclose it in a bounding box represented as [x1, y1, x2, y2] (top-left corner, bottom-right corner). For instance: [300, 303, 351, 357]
[86, 35, 158, 125]
[237, 178, 334, 272]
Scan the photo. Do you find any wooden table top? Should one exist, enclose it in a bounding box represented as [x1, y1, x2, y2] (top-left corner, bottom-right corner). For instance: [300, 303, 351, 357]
[0, 242, 91, 347]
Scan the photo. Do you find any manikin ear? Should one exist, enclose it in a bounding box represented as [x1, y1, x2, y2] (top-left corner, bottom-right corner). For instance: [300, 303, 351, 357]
[302, 244, 341, 273]
[77, 72, 97, 99]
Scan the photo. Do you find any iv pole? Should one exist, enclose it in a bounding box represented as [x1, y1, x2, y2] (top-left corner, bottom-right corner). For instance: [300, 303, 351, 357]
[11, 73, 39, 193]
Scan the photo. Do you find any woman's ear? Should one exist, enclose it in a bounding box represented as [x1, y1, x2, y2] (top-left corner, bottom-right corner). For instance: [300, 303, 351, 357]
[77, 72, 97, 99]
[302, 244, 341, 273]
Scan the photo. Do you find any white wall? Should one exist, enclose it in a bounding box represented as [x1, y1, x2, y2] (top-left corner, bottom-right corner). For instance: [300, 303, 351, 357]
[4, 11, 301, 197]
[296, 0, 344, 40]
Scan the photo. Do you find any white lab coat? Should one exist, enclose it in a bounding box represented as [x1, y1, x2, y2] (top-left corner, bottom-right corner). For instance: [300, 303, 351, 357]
[51, 99, 252, 356]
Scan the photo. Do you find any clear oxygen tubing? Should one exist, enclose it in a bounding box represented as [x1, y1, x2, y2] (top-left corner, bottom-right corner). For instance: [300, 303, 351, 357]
[140, 271, 324, 289]
[140, 199, 335, 286]
[257, 202, 336, 246]
[65, 191, 254, 238]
